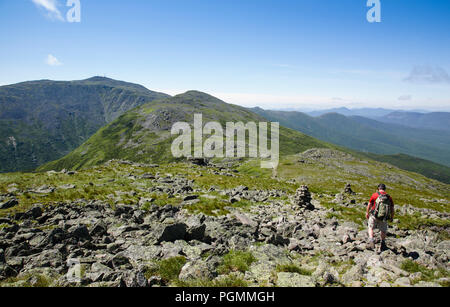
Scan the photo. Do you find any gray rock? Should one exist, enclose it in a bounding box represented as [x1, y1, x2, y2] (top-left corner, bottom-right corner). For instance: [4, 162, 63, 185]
[179, 260, 213, 281]
[133, 210, 146, 224]
[267, 234, 290, 246]
[276, 272, 315, 287]
[123, 245, 161, 264]
[0, 264, 18, 278]
[125, 270, 148, 287]
[89, 220, 108, 237]
[182, 242, 213, 260]
[414, 281, 441, 287]
[0, 199, 18, 210]
[341, 264, 366, 284]
[161, 241, 186, 259]
[69, 225, 92, 241]
[25, 205, 43, 219]
[234, 212, 258, 228]
[0, 249, 5, 263]
[114, 204, 134, 217]
[183, 195, 199, 202]
[87, 262, 113, 282]
[246, 261, 276, 284]
[31, 249, 64, 268]
[148, 276, 163, 287]
[156, 223, 187, 243]
[31, 185, 55, 194]
[59, 184, 76, 190]
[394, 277, 411, 287]
[108, 253, 132, 270]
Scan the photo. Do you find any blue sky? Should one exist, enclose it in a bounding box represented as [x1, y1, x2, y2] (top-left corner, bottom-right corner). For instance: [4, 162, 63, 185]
[1, 0, 449, 110]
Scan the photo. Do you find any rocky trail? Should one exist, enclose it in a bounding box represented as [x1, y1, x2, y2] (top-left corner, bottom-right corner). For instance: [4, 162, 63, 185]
[0, 161, 449, 287]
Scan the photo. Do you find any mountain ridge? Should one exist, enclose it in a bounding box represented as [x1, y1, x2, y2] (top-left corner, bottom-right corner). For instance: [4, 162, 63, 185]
[251, 108, 450, 183]
[0, 77, 170, 172]
[38, 91, 338, 171]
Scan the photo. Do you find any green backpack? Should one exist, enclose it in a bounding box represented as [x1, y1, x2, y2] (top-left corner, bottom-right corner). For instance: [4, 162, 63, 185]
[374, 192, 392, 221]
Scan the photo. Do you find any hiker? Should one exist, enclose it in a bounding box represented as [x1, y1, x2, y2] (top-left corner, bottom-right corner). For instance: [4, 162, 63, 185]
[365, 184, 395, 252]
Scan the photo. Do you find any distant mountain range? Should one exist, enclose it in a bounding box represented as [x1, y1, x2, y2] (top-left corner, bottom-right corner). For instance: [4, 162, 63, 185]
[307, 107, 402, 118]
[374, 111, 450, 132]
[1, 77, 449, 183]
[252, 108, 450, 183]
[0, 77, 169, 172]
[304, 108, 449, 132]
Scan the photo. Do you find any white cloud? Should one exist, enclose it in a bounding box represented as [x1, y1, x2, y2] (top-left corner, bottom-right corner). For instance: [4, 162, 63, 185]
[404, 65, 450, 84]
[46, 54, 62, 66]
[32, 0, 64, 21]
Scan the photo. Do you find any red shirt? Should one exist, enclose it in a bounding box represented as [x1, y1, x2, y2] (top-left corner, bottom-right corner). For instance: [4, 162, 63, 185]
[368, 191, 394, 211]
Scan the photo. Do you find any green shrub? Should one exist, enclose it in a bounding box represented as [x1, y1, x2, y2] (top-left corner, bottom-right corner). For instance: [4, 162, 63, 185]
[218, 250, 256, 274]
[276, 264, 313, 276]
[145, 256, 187, 283]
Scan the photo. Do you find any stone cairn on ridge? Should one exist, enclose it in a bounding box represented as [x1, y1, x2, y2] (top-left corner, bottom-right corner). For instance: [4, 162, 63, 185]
[344, 183, 355, 195]
[293, 185, 315, 210]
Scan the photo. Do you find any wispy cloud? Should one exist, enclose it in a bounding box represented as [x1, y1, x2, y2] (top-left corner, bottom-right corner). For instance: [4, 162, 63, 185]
[404, 65, 450, 84]
[46, 54, 62, 66]
[32, 0, 64, 21]
[398, 95, 412, 101]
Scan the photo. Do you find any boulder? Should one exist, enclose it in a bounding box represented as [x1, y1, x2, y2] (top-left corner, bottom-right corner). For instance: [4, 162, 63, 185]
[87, 262, 113, 283]
[69, 225, 92, 241]
[89, 220, 108, 237]
[25, 205, 43, 219]
[276, 272, 315, 287]
[124, 270, 148, 287]
[179, 260, 213, 281]
[0, 199, 18, 210]
[108, 253, 132, 270]
[155, 223, 187, 243]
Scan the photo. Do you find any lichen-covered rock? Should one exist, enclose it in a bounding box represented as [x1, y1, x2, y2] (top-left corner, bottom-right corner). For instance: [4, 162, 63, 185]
[179, 260, 213, 281]
[276, 272, 315, 287]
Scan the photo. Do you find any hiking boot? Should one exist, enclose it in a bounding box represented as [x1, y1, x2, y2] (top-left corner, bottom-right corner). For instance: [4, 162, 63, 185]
[380, 240, 388, 252]
[368, 240, 375, 250]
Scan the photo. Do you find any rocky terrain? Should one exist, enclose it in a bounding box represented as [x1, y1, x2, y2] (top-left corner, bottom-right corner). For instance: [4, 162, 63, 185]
[0, 159, 448, 287]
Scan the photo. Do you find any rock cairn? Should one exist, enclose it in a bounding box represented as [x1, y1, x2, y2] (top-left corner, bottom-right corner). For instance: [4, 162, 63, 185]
[344, 184, 355, 195]
[293, 185, 314, 210]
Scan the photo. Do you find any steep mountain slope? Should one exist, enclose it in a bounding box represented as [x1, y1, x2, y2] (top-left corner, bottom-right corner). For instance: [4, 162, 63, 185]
[0, 77, 170, 172]
[39, 91, 337, 171]
[251, 108, 450, 182]
[375, 111, 450, 132]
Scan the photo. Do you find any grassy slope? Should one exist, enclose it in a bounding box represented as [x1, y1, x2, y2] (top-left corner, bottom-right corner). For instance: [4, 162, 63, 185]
[2, 156, 449, 231]
[39, 91, 336, 171]
[359, 153, 450, 184]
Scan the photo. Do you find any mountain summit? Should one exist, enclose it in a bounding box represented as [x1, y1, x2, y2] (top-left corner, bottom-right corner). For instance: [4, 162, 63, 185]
[0, 77, 170, 172]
